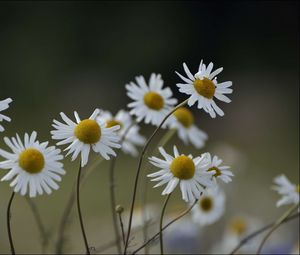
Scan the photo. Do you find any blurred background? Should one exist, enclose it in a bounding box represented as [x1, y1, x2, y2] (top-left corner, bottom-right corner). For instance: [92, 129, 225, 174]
[0, 1, 299, 254]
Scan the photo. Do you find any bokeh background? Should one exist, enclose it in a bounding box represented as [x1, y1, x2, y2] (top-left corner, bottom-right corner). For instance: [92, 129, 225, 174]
[0, 1, 299, 254]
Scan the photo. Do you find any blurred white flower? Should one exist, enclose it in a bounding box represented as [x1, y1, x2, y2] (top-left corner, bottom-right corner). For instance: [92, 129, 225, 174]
[126, 73, 177, 126]
[166, 107, 208, 149]
[191, 187, 225, 226]
[51, 109, 121, 167]
[0, 98, 12, 132]
[272, 174, 299, 207]
[96, 109, 146, 157]
[176, 61, 232, 118]
[0, 131, 65, 197]
[147, 146, 214, 202]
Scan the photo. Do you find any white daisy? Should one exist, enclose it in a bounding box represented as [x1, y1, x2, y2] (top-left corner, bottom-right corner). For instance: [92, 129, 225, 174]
[272, 175, 299, 207]
[205, 153, 233, 184]
[51, 109, 121, 167]
[176, 61, 233, 118]
[0, 131, 65, 197]
[96, 109, 146, 157]
[191, 187, 225, 226]
[166, 107, 208, 149]
[126, 73, 177, 126]
[147, 146, 215, 202]
[0, 98, 13, 132]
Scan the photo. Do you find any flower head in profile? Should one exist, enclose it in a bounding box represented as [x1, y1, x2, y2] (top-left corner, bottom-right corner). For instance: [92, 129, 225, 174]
[205, 153, 233, 184]
[147, 146, 214, 202]
[0, 131, 65, 197]
[51, 109, 121, 167]
[96, 109, 146, 157]
[176, 61, 233, 118]
[126, 73, 177, 126]
[0, 98, 13, 132]
[166, 107, 208, 149]
[191, 187, 225, 226]
[272, 174, 299, 207]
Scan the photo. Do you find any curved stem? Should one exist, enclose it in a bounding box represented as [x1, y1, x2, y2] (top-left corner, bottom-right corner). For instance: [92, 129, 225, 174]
[76, 164, 90, 255]
[256, 203, 299, 254]
[25, 197, 48, 253]
[230, 211, 300, 254]
[159, 194, 171, 255]
[123, 99, 188, 254]
[7, 191, 16, 255]
[131, 198, 198, 254]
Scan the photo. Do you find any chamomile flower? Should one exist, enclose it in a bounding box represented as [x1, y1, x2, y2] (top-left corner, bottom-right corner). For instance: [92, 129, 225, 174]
[126, 73, 177, 126]
[96, 109, 146, 157]
[205, 153, 233, 184]
[176, 61, 233, 118]
[272, 175, 299, 207]
[191, 187, 225, 226]
[51, 109, 121, 167]
[167, 107, 208, 149]
[0, 131, 65, 197]
[0, 98, 12, 132]
[147, 146, 214, 202]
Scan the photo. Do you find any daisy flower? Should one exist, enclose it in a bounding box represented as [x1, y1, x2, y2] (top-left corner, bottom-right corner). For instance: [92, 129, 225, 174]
[96, 109, 146, 157]
[272, 175, 299, 207]
[176, 61, 233, 118]
[126, 73, 177, 126]
[191, 187, 225, 226]
[0, 131, 65, 197]
[167, 107, 208, 149]
[0, 98, 13, 132]
[147, 146, 215, 202]
[205, 153, 233, 184]
[51, 109, 121, 167]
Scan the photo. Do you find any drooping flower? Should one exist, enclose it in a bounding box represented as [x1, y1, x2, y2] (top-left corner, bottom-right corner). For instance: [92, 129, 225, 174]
[0, 98, 13, 132]
[191, 187, 225, 226]
[0, 131, 65, 197]
[126, 73, 177, 126]
[147, 146, 215, 202]
[176, 61, 232, 118]
[166, 107, 208, 148]
[272, 175, 299, 207]
[96, 109, 146, 157]
[51, 109, 121, 167]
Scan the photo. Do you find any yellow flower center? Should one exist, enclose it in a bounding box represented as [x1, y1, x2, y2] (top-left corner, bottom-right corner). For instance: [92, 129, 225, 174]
[106, 119, 123, 129]
[74, 119, 101, 144]
[170, 155, 195, 180]
[200, 197, 213, 212]
[229, 218, 247, 235]
[296, 184, 300, 193]
[143, 91, 164, 110]
[19, 148, 45, 174]
[193, 78, 216, 99]
[207, 166, 222, 177]
[173, 107, 194, 128]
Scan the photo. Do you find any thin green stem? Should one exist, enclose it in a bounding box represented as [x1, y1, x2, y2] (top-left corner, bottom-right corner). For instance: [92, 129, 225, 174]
[141, 129, 176, 254]
[118, 212, 126, 246]
[76, 163, 90, 255]
[25, 197, 49, 253]
[230, 212, 300, 254]
[159, 194, 171, 255]
[123, 99, 188, 254]
[7, 191, 16, 255]
[131, 198, 198, 254]
[256, 203, 299, 254]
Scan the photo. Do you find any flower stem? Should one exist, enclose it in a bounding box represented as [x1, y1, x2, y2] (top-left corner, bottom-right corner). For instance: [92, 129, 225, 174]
[123, 99, 188, 254]
[159, 194, 171, 255]
[256, 203, 299, 254]
[230, 211, 299, 254]
[131, 198, 198, 254]
[7, 191, 16, 255]
[76, 163, 90, 255]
